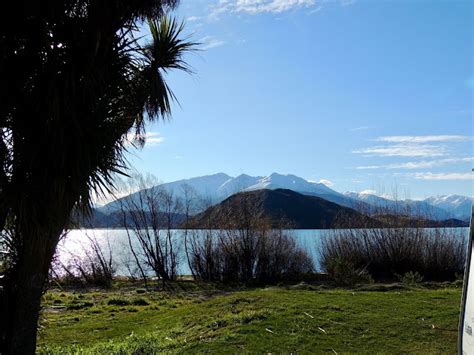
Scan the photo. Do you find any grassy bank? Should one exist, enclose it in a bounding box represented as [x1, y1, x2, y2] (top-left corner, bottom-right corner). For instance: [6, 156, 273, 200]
[38, 281, 462, 353]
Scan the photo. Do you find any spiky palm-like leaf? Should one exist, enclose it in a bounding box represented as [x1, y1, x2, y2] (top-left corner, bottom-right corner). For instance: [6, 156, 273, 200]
[141, 16, 196, 120]
[0, 1, 196, 352]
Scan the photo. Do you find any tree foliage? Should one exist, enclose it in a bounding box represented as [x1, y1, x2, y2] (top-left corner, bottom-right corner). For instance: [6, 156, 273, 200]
[0, 1, 195, 352]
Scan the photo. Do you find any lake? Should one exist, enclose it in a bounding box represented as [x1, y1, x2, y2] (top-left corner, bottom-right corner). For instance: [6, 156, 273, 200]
[57, 228, 470, 276]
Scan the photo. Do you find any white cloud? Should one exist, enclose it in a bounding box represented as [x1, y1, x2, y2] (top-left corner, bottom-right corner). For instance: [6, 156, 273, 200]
[354, 165, 379, 170]
[409, 172, 473, 181]
[187, 16, 202, 22]
[237, 0, 315, 14]
[356, 157, 474, 170]
[349, 126, 373, 131]
[375, 135, 472, 143]
[125, 132, 164, 147]
[308, 6, 322, 14]
[354, 135, 472, 169]
[211, 0, 316, 16]
[146, 133, 165, 146]
[318, 179, 334, 187]
[200, 36, 226, 50]
[353, 144, 446, 157]
[209, 0, 356, 20]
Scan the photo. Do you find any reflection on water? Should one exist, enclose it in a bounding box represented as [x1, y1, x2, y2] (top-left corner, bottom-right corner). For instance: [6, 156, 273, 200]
[57, 228, 470, 276]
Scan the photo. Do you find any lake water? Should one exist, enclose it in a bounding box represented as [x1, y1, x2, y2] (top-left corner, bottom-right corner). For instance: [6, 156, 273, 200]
[57, 228, 470, 276]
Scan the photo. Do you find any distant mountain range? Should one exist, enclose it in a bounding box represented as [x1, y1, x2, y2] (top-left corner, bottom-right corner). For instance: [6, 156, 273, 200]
[99, 172, 472, 222]
[344, 191, 472, 221]
[80, 187, 468, 229]
[99, 172, 367, 214]
[343, 191, 448, 220]
[424, 195, 473, 221]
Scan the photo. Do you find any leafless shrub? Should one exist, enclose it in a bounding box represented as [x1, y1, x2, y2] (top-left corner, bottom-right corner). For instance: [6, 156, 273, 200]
[321, 196, 466, 282]
[186, 229, 222, 282]
[118, 175, 183, 286]
[186, 194, 314, 284]
[51, 234, 116, 288]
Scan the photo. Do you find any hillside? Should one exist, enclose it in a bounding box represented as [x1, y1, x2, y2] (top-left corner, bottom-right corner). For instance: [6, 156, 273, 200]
[187, 188, 373, 229]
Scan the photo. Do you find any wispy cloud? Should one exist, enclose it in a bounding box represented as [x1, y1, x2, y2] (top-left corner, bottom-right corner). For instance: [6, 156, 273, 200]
[375, 135, 472, 143]
[200, 36, 226, 50]
[349, 125, 373, 132]
[187, 16, 202, 22]
[208, 0, 355, 20]
[355, 157, 474, 170]
[144, 132, 164, 146]
[308, 5, 322, 14]
[353, 144, 447, 157]
[211, 0, 316, 16]
[126, 132, 164, 147]
[318, 179, 334, 187]
[409, 172, 473, 181]
[353, 135, 472, 158]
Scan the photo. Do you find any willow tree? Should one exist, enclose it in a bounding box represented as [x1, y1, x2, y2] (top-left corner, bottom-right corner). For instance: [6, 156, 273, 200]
[0, 1, 195, 352]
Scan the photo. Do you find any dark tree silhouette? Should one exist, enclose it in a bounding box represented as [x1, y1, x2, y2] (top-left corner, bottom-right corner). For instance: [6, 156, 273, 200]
[0, 1, 195, 352]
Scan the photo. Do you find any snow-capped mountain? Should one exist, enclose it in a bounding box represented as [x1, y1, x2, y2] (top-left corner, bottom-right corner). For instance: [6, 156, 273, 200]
[100, 172, 357, 213]
[152, 172, 233, 201]
[245, 173, 334, 195]
[99, 173, 232, 214]
[99, 172, 472, 221]
[424, 195, 473, 221]
[343, 191, 451, 220]
[217, 174, 262, 198]
[344, 191, 472, 221]
[344, 191, 393, 209]
[243, 173, 361, 208]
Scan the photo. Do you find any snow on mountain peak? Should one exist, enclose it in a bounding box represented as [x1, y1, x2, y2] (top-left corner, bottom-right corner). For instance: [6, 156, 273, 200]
[243, 173, 337, 196]
[100, 172, 472, 220]
[424, 195, 473, 212]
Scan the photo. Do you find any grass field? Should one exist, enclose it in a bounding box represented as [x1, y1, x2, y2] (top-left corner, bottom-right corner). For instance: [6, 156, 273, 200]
[38, 281, 462, 354]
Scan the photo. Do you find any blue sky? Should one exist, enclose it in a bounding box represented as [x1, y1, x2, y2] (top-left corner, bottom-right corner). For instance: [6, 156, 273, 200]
[127, 0, 473, 199]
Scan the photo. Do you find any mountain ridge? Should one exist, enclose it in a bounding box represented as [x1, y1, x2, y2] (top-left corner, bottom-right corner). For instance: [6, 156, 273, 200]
[99, 172, 472, 221]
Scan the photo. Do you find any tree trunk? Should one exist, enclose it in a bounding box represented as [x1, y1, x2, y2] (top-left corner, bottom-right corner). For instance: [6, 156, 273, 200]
[2, 228, 59, 354]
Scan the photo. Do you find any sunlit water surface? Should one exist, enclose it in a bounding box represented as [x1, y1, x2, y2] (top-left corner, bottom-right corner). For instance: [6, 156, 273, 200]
[57, 228, 470, 276]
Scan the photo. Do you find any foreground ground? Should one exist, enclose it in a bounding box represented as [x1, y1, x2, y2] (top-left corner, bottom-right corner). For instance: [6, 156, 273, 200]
[38, 281, 462, 353]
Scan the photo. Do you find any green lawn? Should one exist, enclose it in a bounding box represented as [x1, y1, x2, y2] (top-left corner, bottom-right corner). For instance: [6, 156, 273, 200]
[38, 282, 462, 354]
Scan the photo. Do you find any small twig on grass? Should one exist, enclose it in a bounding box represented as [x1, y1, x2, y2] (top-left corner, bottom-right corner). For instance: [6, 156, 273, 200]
[304, 312, 314, 319]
